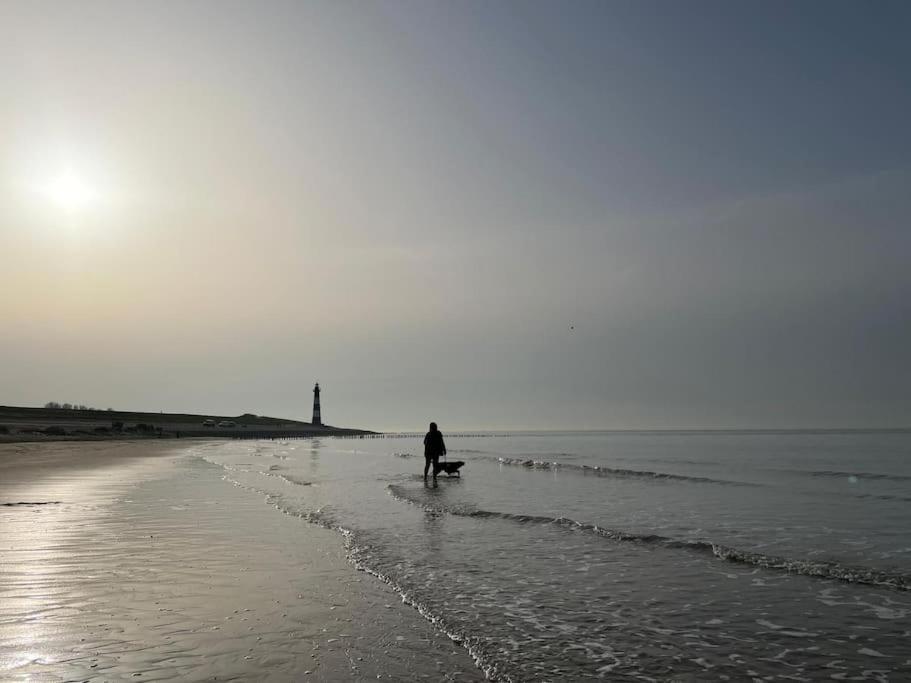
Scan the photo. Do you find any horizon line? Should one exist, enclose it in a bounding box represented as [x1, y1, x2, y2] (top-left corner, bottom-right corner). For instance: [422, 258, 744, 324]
[378, 426, 911, 434]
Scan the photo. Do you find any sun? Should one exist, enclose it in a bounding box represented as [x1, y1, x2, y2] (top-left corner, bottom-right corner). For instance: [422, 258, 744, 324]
[39, 169, 100, 212]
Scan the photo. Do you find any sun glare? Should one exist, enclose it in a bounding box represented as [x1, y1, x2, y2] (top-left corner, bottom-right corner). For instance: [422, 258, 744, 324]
[39, 169, 100, 212]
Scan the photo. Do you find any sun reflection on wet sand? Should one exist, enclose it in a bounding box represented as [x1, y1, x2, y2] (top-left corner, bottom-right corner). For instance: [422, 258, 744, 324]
[0, 443, 182, 679]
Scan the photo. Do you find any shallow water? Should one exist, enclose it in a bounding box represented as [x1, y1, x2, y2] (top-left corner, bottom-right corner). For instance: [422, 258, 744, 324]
[198, 430, 911, 680]
[0, 442, 480, 682]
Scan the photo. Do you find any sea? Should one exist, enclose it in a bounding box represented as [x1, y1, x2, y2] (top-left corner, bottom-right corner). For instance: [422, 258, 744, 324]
[198, 430, 911, 681]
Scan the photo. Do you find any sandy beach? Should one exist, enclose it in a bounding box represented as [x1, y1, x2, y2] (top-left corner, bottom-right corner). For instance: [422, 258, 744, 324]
[0, 441, 481, 681]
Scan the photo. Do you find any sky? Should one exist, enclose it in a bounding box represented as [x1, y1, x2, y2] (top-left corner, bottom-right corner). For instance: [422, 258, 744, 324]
[1, 0, 909, 430]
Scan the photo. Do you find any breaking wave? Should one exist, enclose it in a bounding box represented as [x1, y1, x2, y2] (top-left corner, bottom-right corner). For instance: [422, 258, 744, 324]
[848, 492, 911, 503]
[256, 469, 313, 487]
[491, 456, 758, 486]
[276, 473, 313, 487]
[804, 470, 911, 482]
[387, 485, 910, 592]
[450, 448, 577, 458]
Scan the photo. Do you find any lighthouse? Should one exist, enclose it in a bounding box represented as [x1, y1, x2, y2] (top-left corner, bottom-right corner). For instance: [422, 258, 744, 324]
[312, 383, 322, 425]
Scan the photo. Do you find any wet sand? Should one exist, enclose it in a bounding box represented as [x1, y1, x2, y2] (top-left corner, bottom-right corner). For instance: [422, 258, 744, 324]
[0, 441, 482, 681]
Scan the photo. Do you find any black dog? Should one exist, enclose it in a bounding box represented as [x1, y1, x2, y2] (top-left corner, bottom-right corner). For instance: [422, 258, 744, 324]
[434, 460, 466, 477]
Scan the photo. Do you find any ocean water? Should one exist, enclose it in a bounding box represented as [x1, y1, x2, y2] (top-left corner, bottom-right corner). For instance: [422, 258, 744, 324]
[198, 431, 911, 681]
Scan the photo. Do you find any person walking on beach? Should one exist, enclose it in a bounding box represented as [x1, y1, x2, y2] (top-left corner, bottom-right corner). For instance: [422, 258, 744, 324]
[423, 422, 447, 480]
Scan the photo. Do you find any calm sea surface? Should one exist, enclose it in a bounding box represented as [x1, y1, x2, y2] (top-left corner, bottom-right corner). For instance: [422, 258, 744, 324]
[199, 431, 911, 680]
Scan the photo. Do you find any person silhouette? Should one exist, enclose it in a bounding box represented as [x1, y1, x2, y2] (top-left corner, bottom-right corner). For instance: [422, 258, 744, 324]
[423, 422, 447, 481]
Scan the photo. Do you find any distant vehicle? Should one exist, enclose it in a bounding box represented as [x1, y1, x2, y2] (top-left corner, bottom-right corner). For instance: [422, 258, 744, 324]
[202, 419, 216, 427]
[217, 420, 236, 428]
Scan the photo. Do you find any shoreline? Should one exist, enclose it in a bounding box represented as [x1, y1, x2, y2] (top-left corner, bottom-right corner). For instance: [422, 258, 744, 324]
[0, 440, 482, 681]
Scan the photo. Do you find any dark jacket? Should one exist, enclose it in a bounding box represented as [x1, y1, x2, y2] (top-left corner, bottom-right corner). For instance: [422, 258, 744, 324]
[423, 430, 447, 457]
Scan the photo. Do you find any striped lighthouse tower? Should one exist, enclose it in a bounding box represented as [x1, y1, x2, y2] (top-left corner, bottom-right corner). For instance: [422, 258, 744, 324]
[312, 383, 322, 426]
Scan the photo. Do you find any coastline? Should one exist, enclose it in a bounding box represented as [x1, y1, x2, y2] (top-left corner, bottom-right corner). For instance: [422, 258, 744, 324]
[0, 433, 365, 444]
[0, 441, 481, 681]
[0, 405, 375, 444]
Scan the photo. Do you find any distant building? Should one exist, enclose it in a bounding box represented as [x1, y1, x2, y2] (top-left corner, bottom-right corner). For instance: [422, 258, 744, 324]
[312, 383, 322, 425]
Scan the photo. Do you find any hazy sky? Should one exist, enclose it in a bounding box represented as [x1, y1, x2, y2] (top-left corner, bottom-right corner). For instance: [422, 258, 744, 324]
[2, 1, 909, 430]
